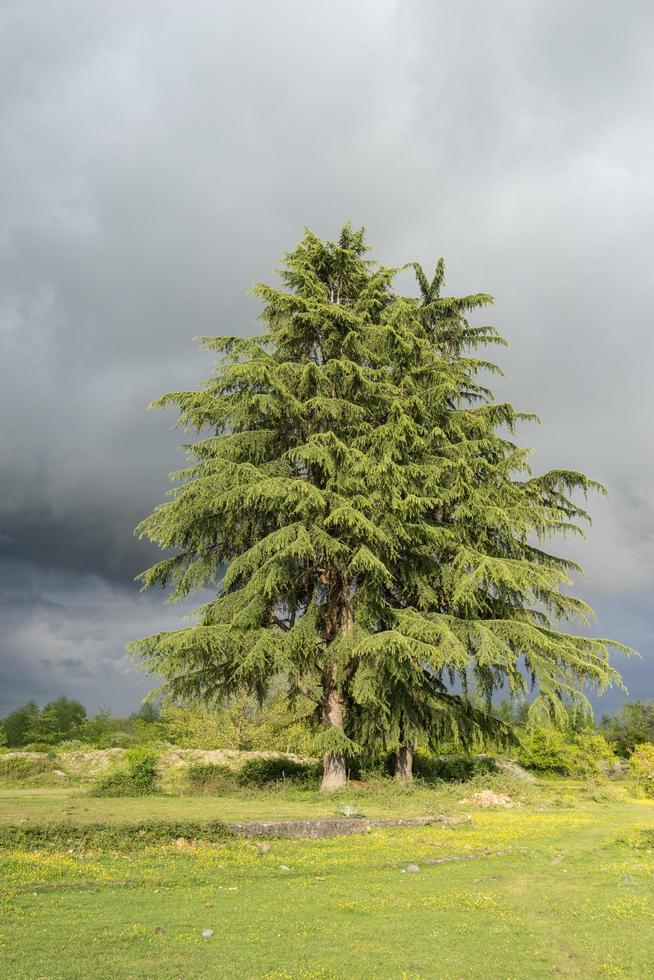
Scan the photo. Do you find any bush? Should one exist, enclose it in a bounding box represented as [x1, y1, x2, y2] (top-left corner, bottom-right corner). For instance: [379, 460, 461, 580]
[54, 739, 93, 752]
[236, 756, 316, 787]
[0, 754, 60, 785]
[516, 728, 571, 773]
[186, 762, 238, 794]
[629, 743, 654, 797]
[442, 769, 539, 802]
[0, 819, 232, 851]
[357, 751, 497, 784]
[516, 728, 616, 776]
[92, 748, 160, 797]
[601, 701, 654, 757]
[570, 733, 617, 776]
[104, 730, 137, 749]
[159, 694, 315, 755]
[424, 754, 497, 783]
[381, 751, 497, 784]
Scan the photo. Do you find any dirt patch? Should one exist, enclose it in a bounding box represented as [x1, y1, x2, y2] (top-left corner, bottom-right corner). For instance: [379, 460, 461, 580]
[63, 749, 124, 777]
[460, 790, 514, 808]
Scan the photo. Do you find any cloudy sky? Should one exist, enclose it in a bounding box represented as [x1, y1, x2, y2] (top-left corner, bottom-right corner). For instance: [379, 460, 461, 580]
[1, 0, 652, 716]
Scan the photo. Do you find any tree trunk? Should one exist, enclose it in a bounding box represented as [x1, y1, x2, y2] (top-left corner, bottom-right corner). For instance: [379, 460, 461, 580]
[320, 673, 347, 792]
[320, 590, 352, 793]
[394, 739, 414, 781]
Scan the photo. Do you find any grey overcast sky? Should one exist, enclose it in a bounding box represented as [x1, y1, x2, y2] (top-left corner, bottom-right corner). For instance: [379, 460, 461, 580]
[1, 0, 652, 716]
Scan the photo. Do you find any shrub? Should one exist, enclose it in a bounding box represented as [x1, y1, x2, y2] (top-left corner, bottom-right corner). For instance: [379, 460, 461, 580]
[54, 739, 93, 752]
[443, 769, 538, 801]
[186, 762, 238, 793]
[426, 754, 497, 783]
[0, 753, 61, 786]
[601, 701, 654, 757]
[159, 694, 315, 755]
[92, 748, 160, 797]
[516, 728, 571, 773]
[516, 728, 616, 776]
[383, 752, 497, 784]
[236, 756, 315, 787]
[571, 733, 617, 776]
[0, 819, 232, 852]
[104, 730, 137, 749]
[629, 743, 654, 797]
[336, 803, 366, 818]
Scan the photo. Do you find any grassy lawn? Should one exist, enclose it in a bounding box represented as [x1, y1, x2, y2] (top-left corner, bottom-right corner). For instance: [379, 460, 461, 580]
[0, 775, 589, 825]
[1, 783, 653, 978]
[0, 785, 456, 825]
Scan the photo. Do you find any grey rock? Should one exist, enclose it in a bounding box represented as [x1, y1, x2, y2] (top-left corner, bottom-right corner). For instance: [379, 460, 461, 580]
[228, 815, 460, 839]
[405, 863, 420, 873]
[202, 929, 214, 938]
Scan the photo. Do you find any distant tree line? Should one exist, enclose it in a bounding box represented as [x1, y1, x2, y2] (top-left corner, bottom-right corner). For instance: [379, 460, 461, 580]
[2, 694, 653, 768]
[2, 697, 87, 748]
[0, 692, 315, 754]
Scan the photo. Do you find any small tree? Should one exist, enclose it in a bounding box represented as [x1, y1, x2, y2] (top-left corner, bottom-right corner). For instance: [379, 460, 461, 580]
[29, 696, 87, 744]
[82, 708, 116, 747]
[630, 743, 654, 797]
[601, 701, 654, 757]
[3, 700, 40, 748]
[132, 226, 626, 789]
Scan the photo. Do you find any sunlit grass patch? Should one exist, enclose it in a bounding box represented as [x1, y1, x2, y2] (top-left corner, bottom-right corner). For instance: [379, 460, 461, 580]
[2, 787, 654, 978]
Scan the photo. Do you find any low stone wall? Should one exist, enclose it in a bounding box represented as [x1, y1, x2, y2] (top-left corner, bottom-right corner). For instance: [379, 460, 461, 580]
[228, 814, 467, 839]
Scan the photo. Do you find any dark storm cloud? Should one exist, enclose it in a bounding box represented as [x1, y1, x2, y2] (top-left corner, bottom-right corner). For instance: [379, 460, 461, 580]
[0, 561, 197, 714]
[1, 0, 652, 711]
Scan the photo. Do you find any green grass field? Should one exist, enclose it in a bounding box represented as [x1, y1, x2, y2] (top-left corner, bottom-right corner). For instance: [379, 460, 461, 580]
[1, 782, 653, 978]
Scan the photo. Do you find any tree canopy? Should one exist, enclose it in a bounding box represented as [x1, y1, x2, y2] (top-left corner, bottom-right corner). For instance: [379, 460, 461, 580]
[2, 696, 86, 747]
[601, 700, 654, 757]
[131, 225, 626, 789]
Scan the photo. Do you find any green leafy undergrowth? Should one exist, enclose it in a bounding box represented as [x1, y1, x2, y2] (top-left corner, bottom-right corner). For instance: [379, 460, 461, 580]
[185, 757, 318, 794]
[0, 818, 232, 851]
[0, 753, 62, 787]
[516, 728, 616, 776]
[185, 762, 239, 793]
[236, 756, 317, 787]
[630, 743, 654, 797]
[413, 753, 498, 783]
[92, 749, 161, 797]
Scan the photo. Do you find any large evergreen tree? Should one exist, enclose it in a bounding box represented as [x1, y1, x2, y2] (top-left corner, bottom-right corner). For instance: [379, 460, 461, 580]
[131, 226, 625, 789]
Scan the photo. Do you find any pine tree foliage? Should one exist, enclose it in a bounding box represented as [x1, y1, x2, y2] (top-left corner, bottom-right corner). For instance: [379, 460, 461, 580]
[130, 225, 626, 788]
